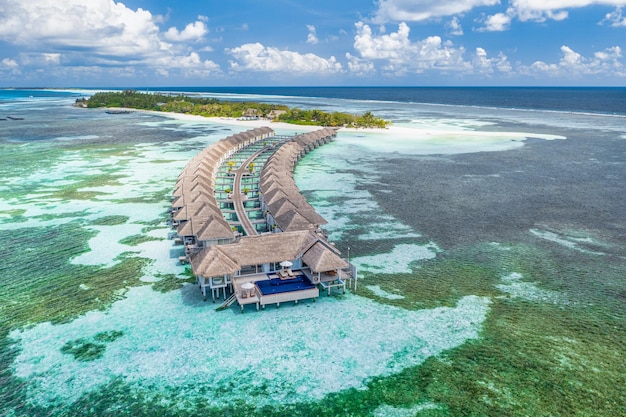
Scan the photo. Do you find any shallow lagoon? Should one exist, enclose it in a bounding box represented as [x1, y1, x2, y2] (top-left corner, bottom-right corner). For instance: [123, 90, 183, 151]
[1, 90, 625, 416]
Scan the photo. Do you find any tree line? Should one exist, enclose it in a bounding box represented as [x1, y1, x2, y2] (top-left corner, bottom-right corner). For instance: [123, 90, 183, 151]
[77, 90, 388, 128]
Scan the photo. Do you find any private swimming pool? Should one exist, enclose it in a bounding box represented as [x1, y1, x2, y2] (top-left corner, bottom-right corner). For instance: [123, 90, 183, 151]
[256, 274, 316, 295]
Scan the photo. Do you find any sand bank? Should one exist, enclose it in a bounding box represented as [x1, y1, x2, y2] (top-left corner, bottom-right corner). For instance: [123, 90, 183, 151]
[148, 110, 565, 141]
[102, 108, 565, 151]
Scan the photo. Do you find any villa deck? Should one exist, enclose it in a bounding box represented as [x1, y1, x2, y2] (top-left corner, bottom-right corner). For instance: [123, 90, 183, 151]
[232, 270, 320, 312]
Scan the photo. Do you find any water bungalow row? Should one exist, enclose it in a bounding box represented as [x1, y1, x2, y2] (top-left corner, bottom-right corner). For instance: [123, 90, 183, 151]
[170, 127, 357, 312]
[260, 128, 336, 232]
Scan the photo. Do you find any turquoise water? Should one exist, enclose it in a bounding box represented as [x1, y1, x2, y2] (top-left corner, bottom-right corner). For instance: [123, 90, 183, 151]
[1, 89, 625, 416]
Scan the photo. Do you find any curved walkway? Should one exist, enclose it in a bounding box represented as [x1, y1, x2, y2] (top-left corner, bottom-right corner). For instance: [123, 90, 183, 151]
[229, 147, 268, 236]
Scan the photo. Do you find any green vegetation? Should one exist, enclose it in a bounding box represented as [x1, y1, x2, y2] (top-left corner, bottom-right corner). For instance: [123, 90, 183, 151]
[278, 108, 387, 128]
[92, 215, 129, 226]
[61, 331, 124, 361]
[61, 339, 107, 362]
[119, 234, 162, 246]
[78, 90, 388, 128]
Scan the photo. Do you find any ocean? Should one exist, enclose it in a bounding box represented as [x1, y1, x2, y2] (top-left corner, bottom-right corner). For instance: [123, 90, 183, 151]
[1, 87, 625, 416]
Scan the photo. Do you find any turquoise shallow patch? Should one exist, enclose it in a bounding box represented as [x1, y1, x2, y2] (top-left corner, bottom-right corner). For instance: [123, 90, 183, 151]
[9, 286, 490, 409]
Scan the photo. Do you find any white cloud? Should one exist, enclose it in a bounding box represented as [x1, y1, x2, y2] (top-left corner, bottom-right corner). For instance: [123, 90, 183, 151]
[346, 53, 375, 75]
[601, 7, 626, 26]
[18, 53, 62, 66]
[473, 47, 513, 74]
[354, 22, 412, 61]
[353, 22, 470, 74]
[306, 25, 319, 45]
[164, 21, 208, 42]
[0, 0, 220, 78]
[481, 12, 513, 31]
[525, 45, 625, 77]
[0, 0, 161, 53]
[494, 52, 513, 73]
[473, 47, 494, 73]
[447, 17, 464, 36]
[373, 0, 500, 23]
[1, 58, 19, 68]
[43, 53, 61, 65]
[226, 43, 342, 74]
[480, 1, 626, 31]
[511, 0, 625, 22]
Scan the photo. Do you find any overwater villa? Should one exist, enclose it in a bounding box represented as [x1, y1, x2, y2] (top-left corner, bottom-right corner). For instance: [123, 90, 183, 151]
[171, 127, 357, 312]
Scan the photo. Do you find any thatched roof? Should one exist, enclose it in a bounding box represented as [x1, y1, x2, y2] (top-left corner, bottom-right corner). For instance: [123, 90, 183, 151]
[276, 210, 312, 231]
[190, 229, 345, 277]
[174, 202, 220, 222]
[195, 217, 234, 241]
[191, 246, 239, 277]
[256, 128, 336, 232]
[220, 230, 318, 266]
[177, 217, 233, 241]
[302, 242, 348, 273]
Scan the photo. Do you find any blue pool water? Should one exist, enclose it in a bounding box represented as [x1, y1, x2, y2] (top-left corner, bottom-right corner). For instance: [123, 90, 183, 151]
[257, 274, 316, 295]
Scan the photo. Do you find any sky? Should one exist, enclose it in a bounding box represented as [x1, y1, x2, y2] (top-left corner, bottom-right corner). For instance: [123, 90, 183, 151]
[0, 0, 625, 87]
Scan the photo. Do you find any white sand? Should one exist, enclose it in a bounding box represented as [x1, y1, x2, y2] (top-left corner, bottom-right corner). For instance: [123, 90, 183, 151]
[104, 108, 566, 144]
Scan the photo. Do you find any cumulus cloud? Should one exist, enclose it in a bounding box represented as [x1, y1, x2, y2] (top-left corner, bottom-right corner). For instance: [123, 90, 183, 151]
[164, 20, 208, 42]
[353, 22, 469, 74]
[306, 25, 319, 45]
[525, 45, 625, 77]
[481, 12, 513, 31]
[373, 0, 500, 23]
[346, 53, 375, 75]
[0, 0, 220, 77]
[473, 47, 512, 74]
[510, 0, 625, 22]
[601, 7, 626, 26]
[446, 17, 464, 36]
[226, 43, 342, 74]
[0, 0, 161, 53]
[479, 1, 626, 31]
[473, 47, 494, 73]
[1, 58, 19, 68]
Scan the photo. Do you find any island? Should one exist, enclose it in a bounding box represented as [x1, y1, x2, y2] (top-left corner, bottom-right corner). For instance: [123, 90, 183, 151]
[75, 90, 389, 128]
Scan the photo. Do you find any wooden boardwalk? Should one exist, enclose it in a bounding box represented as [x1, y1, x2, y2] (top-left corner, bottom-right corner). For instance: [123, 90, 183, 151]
[228, 147, 268, 236]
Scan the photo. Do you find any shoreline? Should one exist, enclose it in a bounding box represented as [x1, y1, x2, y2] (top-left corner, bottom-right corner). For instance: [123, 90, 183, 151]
[101, 107, 565, 141]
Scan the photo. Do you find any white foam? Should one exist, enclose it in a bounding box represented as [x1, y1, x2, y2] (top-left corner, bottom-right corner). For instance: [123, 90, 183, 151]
[9, 285, 490, 409]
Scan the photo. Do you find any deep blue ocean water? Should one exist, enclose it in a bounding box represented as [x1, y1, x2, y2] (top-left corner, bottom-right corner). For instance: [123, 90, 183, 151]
[127, 86, 626, 115]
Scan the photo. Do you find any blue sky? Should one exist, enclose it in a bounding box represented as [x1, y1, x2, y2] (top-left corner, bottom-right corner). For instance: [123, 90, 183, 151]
[0, 0, 625, 86]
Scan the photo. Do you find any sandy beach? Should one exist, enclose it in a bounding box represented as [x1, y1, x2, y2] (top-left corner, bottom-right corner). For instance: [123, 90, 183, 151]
[119, 108, 565, 142]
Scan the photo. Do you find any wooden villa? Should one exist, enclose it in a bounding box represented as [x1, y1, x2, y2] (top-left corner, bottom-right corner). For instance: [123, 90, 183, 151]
[171, 127, 357, 312]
